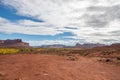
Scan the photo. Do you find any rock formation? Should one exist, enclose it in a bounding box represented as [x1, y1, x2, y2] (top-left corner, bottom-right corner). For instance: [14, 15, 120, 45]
[0, 39, 29, 47]
[74, 43, 106, 48]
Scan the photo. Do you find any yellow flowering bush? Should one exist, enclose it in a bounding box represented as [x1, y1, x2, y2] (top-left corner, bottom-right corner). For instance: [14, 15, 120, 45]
[0, 48, 19, 54]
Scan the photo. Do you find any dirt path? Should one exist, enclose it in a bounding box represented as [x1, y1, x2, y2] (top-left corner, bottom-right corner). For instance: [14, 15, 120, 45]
[0, 54, 120, 80]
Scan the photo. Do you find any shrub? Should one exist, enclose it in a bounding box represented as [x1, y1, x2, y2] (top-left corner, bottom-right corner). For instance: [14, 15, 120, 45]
[101, 50, 115, 55]
[66, 54, 78, 61]
[117, 57, 120, 60]
[0, 73, 4, 80]
[105, 59, 111, 62]
[0, 48, 19, 54]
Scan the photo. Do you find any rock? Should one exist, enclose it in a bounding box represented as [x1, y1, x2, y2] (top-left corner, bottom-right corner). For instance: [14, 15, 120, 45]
[0, 39, 29, 48]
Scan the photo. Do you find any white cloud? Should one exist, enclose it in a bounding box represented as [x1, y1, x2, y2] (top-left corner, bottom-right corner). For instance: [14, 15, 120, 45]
[27, 40, 81, 46]
[0, 17, 62, 35]
[0, 0, 120, 44]
[95, 0, 120, 6]
[1, 0, 91, 27]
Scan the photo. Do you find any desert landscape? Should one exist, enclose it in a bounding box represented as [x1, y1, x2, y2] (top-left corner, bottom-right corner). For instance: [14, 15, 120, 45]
[0, 39, 120, 80]
[0, 0, 120, 80]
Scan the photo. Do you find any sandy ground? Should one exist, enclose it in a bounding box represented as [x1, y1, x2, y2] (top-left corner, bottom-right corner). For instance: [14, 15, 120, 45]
[0, 54, 120, 80]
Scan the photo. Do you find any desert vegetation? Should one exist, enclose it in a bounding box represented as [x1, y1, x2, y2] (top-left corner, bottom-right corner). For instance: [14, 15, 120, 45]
[0, 46, 119, 64]
[0, 44, 120, 65]
[0, 48, 19, 55]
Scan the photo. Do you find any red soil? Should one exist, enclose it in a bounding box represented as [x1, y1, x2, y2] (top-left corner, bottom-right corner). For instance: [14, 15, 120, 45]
[0, 54, 120, 80]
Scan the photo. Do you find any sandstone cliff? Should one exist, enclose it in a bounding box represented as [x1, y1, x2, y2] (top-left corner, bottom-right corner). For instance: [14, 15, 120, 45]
[0, 39, 29, 47]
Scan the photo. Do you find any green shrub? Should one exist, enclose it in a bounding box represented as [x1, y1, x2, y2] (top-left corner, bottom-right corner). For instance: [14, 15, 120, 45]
[19, 48, 35, 53]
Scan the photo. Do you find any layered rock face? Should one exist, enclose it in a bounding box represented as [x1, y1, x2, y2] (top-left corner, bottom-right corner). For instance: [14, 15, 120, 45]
[0, 39, 29, 47]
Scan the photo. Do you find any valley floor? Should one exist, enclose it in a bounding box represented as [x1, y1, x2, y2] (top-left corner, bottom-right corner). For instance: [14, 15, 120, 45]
[0, 54, 120, 80]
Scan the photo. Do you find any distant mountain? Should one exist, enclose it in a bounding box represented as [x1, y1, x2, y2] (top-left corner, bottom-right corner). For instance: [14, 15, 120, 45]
[74, 43, 106, 48]
[39, 43, 106, 49]
[41, 44, 66, 48]
[111, 43, 120, 47]
[0, 39, 29, 48]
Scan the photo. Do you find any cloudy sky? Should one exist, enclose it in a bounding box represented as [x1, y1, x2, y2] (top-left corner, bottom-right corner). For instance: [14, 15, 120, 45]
[0, 0, 120, 46]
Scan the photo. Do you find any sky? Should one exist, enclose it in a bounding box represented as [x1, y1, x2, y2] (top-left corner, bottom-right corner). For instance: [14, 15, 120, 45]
[0, 0, 120, 46]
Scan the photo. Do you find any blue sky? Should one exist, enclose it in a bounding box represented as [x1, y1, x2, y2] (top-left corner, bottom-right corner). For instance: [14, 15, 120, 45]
[0, 1, 77, 46]
[0, 0, 120, 46]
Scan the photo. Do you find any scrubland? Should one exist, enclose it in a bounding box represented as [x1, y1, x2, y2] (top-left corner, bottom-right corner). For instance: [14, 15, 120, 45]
[0, 46, 120, 80]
